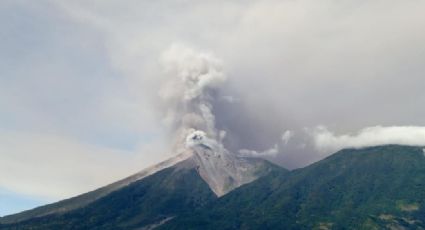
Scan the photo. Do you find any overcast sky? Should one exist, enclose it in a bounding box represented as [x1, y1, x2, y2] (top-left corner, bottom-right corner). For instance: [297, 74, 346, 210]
[1, 0, 425, 216]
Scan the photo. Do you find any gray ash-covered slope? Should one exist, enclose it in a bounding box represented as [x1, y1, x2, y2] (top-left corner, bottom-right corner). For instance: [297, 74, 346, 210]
[0, 136, 276, 230]
[162, 145, 425, 230]
[186, 130, 274, 196]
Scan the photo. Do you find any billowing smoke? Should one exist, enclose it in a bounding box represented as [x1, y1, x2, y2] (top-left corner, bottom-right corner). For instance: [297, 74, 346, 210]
[159, 44, 227, 153]
[158, 44, 425, 164]
[159, 44, 285, 159]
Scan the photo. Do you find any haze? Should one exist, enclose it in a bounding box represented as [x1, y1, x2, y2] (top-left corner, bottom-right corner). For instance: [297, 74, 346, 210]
[1, 0, 425, 216]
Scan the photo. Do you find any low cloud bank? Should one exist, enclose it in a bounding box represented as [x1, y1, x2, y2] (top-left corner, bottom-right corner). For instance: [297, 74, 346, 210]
[311, 126, 425, 152]
[238, 144, 279, 157]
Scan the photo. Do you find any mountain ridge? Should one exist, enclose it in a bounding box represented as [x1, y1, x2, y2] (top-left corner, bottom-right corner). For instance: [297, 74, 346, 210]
[0, 146, 276, 228]
[161, 145, 425, 229]
[2, 145, 425, 230]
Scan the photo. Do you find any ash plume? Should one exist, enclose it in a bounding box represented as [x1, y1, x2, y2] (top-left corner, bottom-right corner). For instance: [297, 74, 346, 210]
[158, 44, 275, 196]
[159, 44, 226, 152]
[158, 44, 286, 159]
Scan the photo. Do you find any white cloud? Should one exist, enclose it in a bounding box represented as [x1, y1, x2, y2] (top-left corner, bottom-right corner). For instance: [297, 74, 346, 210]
[281, 130, 294, 145]
[239, 144, 279, 157]
[311, 126, 425, 152]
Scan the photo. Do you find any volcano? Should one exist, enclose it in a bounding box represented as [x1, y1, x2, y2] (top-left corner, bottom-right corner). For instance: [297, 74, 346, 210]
[0, 133, 276, 229]
[2, 145, 425, 229]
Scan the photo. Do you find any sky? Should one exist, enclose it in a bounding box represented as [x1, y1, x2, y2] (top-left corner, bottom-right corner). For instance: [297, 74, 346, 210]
[1, 0, 425, 216]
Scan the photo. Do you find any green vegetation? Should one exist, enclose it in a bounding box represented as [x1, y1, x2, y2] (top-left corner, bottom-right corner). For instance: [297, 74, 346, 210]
[162, 145, 425, 229]
[1, 165, 217, 230]
[2, 145, 425, 230]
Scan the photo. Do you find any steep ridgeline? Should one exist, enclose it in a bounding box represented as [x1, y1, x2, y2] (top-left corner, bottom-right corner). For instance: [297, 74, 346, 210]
[162, 145, 425, 230]
[0, 133, 275, 229]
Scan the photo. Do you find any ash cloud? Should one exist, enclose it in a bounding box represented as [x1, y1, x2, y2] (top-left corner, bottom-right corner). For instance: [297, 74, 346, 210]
[51, 0, 425, 170]
[158, 44, 292, 159]
[159, 44, 227, 152]
[157, 44, 425, 168]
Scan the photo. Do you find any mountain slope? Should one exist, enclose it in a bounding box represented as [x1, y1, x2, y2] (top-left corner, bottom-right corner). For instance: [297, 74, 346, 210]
[187, 134, 275, 196]
[162, 145, 425, 229]
[4, 145, 424, 230]
[0, 151, 277, 229]
[0, 159, 216, 230]
[0, 152, 192, 225]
